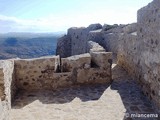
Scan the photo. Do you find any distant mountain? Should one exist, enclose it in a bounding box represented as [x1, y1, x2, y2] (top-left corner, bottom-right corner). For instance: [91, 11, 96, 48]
[0, 32, 66, 38]
[0, 32, 65, 59]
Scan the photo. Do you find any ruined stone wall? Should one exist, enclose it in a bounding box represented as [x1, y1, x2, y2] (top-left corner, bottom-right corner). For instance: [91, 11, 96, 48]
[56, 24, 102, 57]
[102, 23, 137, 54]
[56, 35, 71, 58]
[68, 27, 88, 56]
[14, 56, 59, 90]
[61, 42, 112, 85]
[15, 45, 112, 91]
[87, 41, 105, 53]
[137, 0, 160, 111]
[101, 0, 160, 111]
[101, 23, 138, 76]
[117, 33, 138, 78]
[0, 60, 15, 120]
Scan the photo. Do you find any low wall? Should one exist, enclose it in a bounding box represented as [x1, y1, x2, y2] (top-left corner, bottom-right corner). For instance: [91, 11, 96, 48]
[0, 40, 112, 119]
[14, 41, 112, 91]
[0, 60, 15, 120]
[14, 56, 59, 90]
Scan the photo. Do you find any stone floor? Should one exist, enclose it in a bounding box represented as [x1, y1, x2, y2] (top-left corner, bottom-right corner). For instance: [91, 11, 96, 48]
[10, 64, 159, 120]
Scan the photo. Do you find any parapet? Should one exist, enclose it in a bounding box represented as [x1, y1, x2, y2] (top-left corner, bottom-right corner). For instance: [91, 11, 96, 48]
[14, 48, 112, 90]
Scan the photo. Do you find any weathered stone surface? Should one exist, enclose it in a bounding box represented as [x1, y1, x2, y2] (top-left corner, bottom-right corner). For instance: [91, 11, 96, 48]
[77, 68, 111, 84]
[0, 60, 15, 120]
[56, 23, 103, 57]
[50, 72, 73, 89]
[137, 0, 160, 111]
[87, 23, 102, 31]
[67, 27, 89, 56]
[14, 52, 112, 91]
[56, 35, 71, 58]
[90, 52, 112, 69]
[102, 24, 118, 31]
[15, 56, 59, 90]
[100, 0, 160, 112]
[61, 53, 91, 72]
[87, 41, 105, 53]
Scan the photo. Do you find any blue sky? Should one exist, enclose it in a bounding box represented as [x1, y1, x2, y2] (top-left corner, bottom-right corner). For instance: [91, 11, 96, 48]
[0, 0, 153, 33]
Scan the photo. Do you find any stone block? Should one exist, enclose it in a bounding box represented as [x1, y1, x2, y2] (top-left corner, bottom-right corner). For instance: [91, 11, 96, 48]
[51, 72, 73, 90]
[87, 41, 105, 53]
[61, 53, 91, 72]
[90, 52, 112, 69]
[14, 56, 59, 90]
[77, 68, 111, 84]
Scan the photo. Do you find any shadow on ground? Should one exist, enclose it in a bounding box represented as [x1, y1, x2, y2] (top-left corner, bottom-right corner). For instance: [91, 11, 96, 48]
[111, 64, 159, 120]
[12, 83, 110, 109]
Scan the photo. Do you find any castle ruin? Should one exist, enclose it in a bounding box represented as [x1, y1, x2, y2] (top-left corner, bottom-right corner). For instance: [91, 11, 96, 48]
[0, 0, 160, 120]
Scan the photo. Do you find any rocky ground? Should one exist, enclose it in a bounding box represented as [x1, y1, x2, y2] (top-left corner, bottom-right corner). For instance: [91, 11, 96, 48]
[10, 63, 159, 120]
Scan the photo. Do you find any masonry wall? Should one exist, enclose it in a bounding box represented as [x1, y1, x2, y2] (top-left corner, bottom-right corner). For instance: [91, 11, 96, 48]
[56, 35, 72, 58]
[68, 27, 88, 56]
[0, 60, 15, 120]
[101, 23, 138, 76]
[14, 56, 59, 90]
[56, 24, 103, 57]
[137, 0, 160, 111]
[15, 44, 112, 91]
[101, 0, 160, 111]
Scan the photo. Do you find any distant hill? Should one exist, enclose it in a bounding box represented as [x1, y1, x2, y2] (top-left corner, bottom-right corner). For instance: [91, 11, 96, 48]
[0, 32, 65, 59]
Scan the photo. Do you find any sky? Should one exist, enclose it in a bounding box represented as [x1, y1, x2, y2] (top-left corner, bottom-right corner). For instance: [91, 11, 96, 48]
[0, 0, 153, 33]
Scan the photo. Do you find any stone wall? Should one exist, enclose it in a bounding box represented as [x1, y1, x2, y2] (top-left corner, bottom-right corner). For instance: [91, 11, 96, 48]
[87, 41, 105, 53]
[102, 23, 138, 76]
[0, 41, 112, 119]
[56, 0, 160, 111]
[102, 23, 137, 54]
[0, 60, 15, 120]
[68, 27, 88, 56]
[137, 0, 160, 111]
[100, 0, 160, 111]
[56, 24, 102, 57]
[61, 43, 112, 85]
[14, 51, 112, 91]
[14, 56, 59, 90]
[56, 35, 71, 58]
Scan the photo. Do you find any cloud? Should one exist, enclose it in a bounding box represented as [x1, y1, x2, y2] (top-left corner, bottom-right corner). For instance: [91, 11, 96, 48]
[0, 7, 137, 33]
[0, 15, 67, 33]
